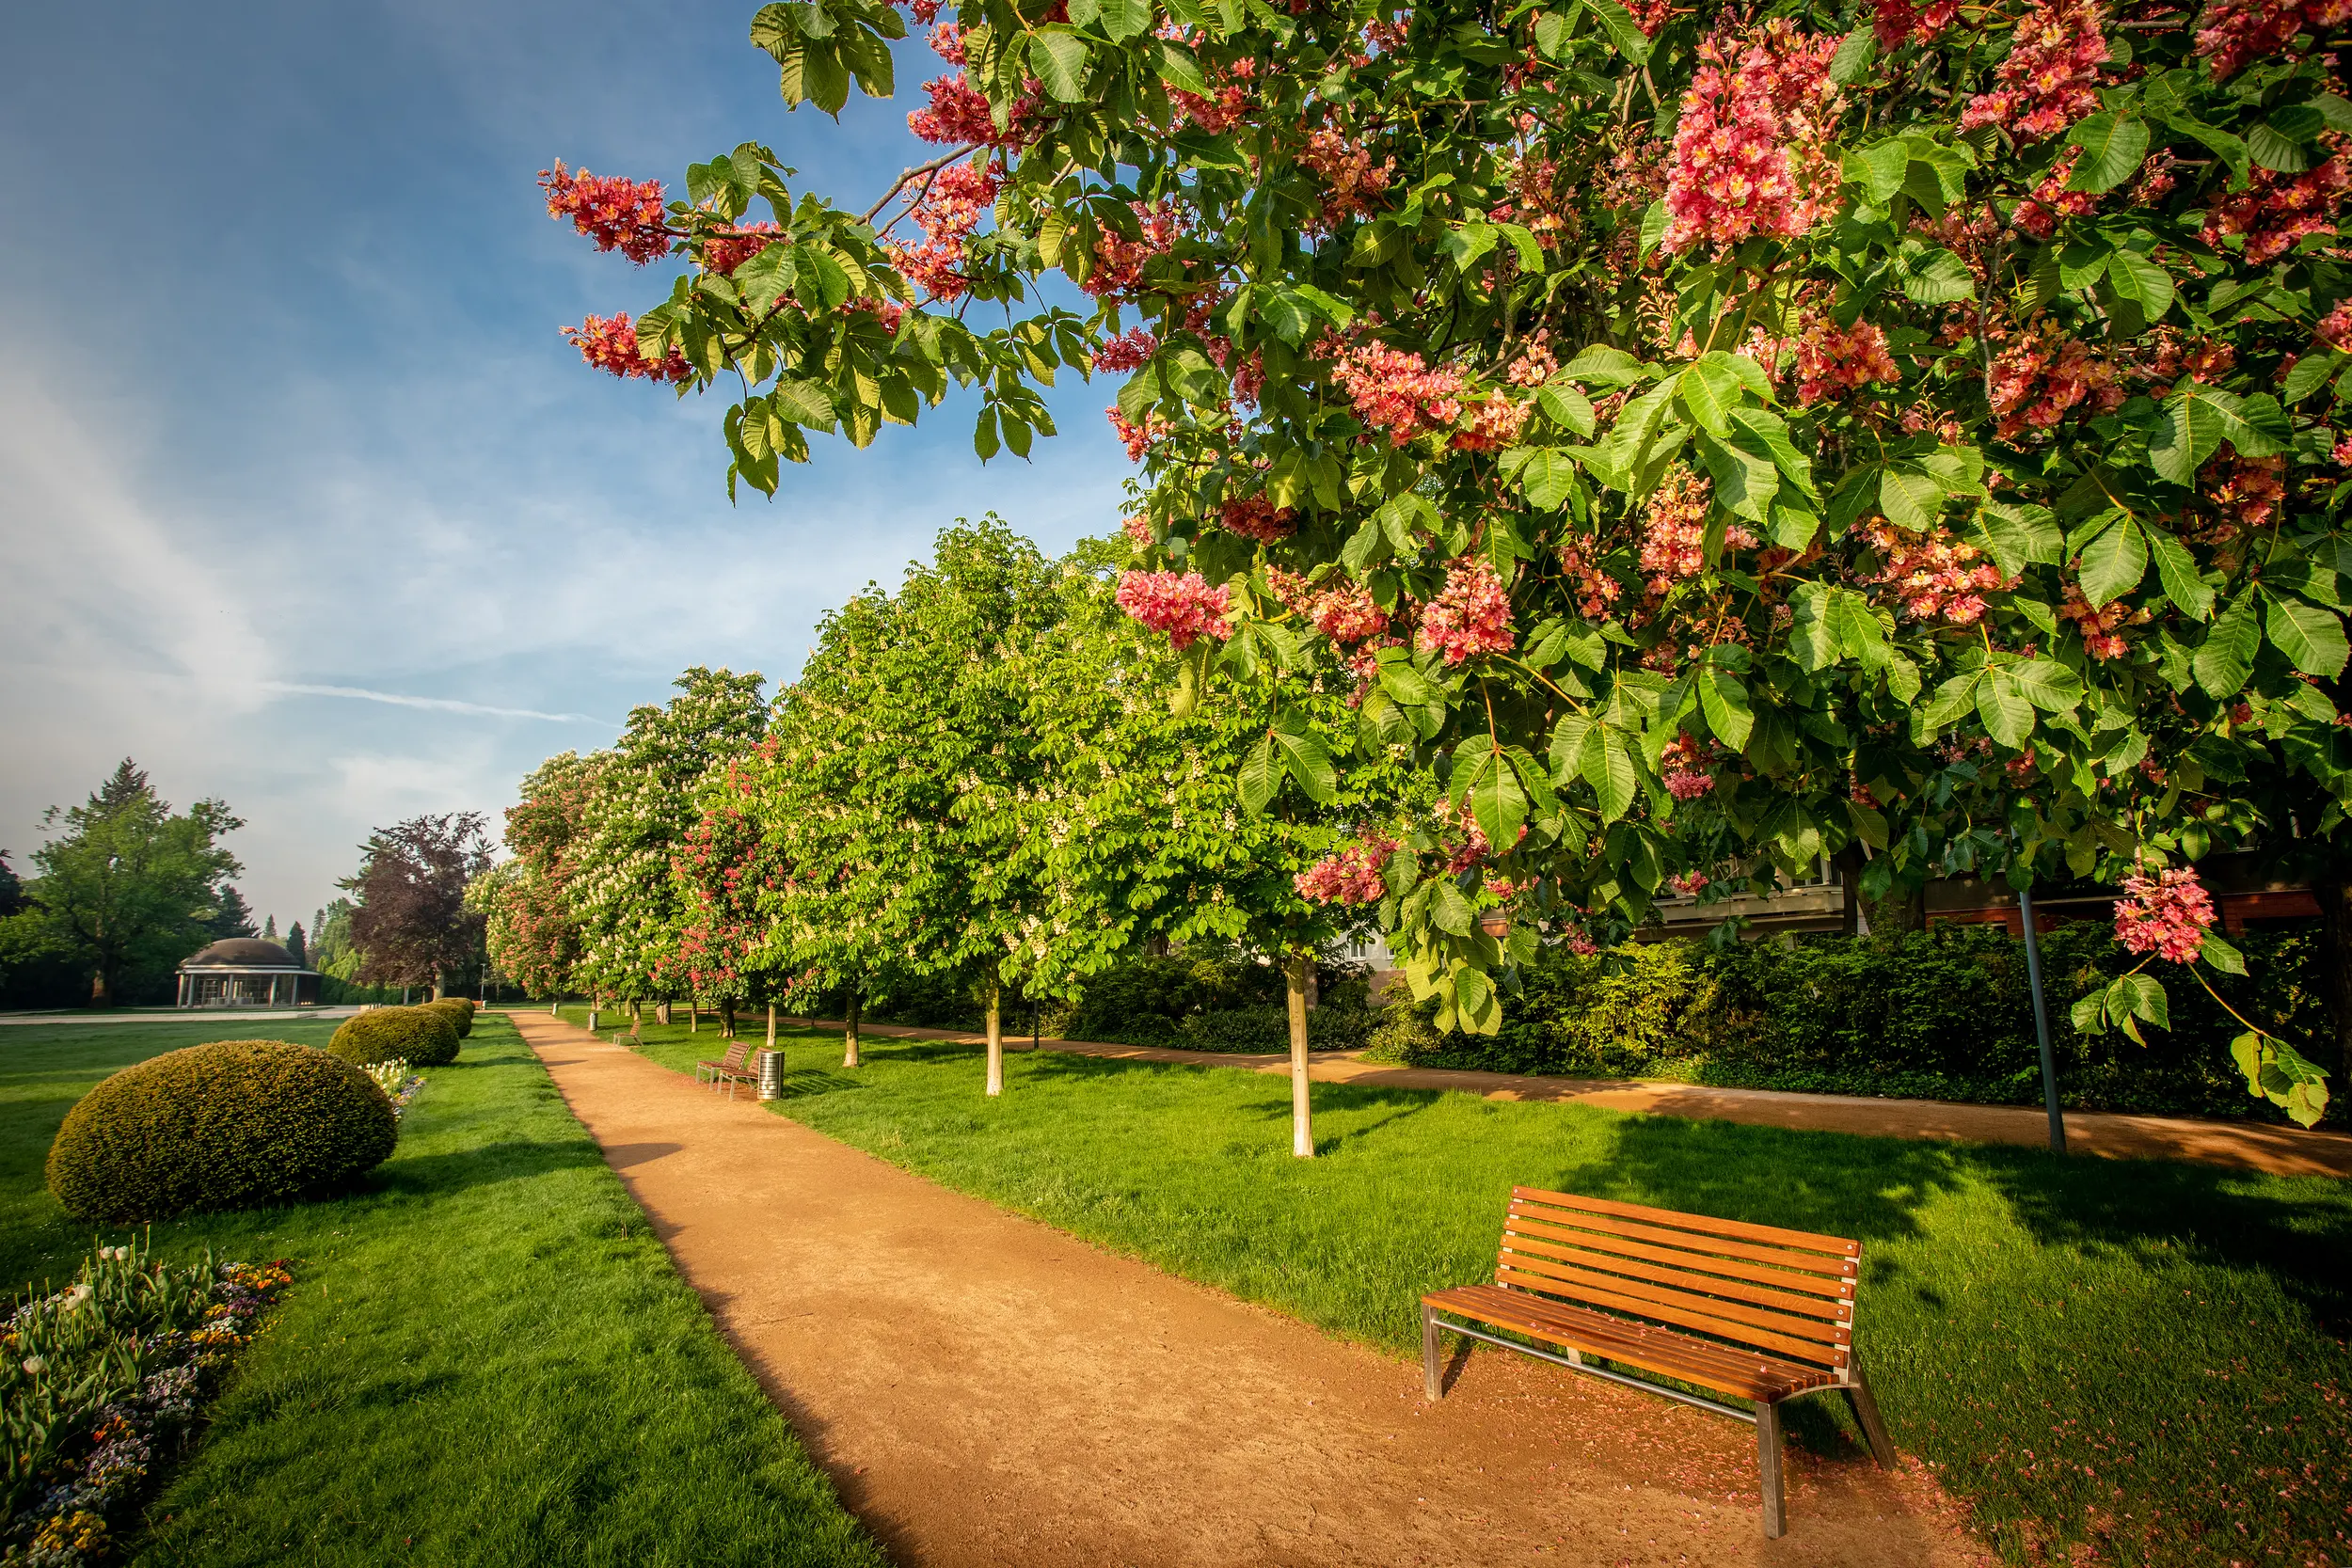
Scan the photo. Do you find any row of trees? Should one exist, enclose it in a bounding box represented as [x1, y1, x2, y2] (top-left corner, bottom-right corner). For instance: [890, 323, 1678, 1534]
[478, 519, 1411, 1152]
[537, 0, 2352, 1124]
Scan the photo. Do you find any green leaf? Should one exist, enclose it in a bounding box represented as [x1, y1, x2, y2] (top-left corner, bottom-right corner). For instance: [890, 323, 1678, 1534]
[1846, 139, 1911, 203]
[771, 376, 838, 430]
[1152, 38, 1209, 96]
[1536, 379, 1597, 436]
[1534, 8, 1574, 58]
[973, 404, 1000, 460]
[2282, 350, 2347, 404]
[2249, 119, 2313, 174]
[1430, 879, 1475, 937]
[1976, 670, 2034, 748]
[1584, 735, 1636, 824]
[1729, 406, 1815, 501]
[2193, 593, 2260, 697]
[1878, 466, 1947, 531]
[1454, 965, 1501, 1035]
[2264, 591, 2351, 677]
[1028, 27, 1091, 100]
[1230, 734, 1279, 816]
[1094, 0, 1152, 40]
[1511, 447, 1582, 509]
[2143, 526, 2213, 620]
[2065, 113, 2150, 193]
[1270, 721, 1338, 803]
[1560, 345, 1651, 388]
[1377, 659, 1443, 707]
[2105, 248, 2174, 322]
[1976, 502, 2064, 575]
[1697, 667, 1755, 751]
[1637, 200, 1666, 261]
[1466, 750, 1529, 850]
[1677, 354, 1747, 436]
[2011, 657, 2083, 711]
[1581, 0, 1651, 63]
[1899, 247, 1975, 304]
[1695, 429, 1778, 524]
[2201, 933, 2247, 975]
[2077, 513, 2148, 607]
[1828, 24, 1875, 86]
[2071, 989, 2108, 1034]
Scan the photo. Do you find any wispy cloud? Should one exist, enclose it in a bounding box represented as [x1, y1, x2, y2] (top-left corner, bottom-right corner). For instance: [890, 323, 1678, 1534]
[257, 682, 611, 725]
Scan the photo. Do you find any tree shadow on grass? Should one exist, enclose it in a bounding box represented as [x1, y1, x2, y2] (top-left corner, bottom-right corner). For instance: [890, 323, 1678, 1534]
[371, 1138, 607, 1199]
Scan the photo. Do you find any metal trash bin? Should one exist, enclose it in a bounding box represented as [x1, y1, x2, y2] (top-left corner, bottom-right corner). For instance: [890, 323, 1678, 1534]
[756, 1048, 787, 1101]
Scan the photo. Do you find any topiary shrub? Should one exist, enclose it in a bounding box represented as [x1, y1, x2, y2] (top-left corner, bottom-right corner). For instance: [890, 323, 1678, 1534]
[327, 1006, 460, 1068]
[423, 996, 475, 1037]
[46, 1040, 397, 1222]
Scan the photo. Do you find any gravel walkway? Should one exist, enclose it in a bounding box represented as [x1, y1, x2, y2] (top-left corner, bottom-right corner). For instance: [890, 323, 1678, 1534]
[515, 1012, 1989, 1568]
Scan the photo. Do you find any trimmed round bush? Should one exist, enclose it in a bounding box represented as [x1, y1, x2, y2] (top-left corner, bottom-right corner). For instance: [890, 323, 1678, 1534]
[46, 1039, 397, 1222]
[327, 1006, 460, 1068]
[423, 996, 476, 1037]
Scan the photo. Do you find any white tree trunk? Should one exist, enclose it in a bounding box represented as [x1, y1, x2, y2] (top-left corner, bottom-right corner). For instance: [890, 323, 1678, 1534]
[767, 1002, 777, 1051]
[1286, 954, 1314, 1159]
[985, 982, 1005, 1097]
[843, 994, 863, 1068]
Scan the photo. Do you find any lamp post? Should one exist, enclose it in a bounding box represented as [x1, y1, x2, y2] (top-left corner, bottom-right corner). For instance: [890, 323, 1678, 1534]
[2017, 883, 2067, 1154]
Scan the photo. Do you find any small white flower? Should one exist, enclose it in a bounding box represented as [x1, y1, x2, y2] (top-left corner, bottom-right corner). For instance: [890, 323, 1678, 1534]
[61, 1285, 93, 1311]
[21, 1356, 44, 1374]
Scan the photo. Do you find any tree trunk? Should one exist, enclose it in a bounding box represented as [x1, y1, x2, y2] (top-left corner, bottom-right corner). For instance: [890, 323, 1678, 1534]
[766, 1002, 777, 1052]
[89, 970, 109, 1007]
[2316, 877, 2352, 1080]
[628, 1000, 643, 1038]
[1835, 847, 1864, 937]
[984, 981, 1005, 1097]
[722, 999, 737, 1039]
[657, 999, 672, 1026]
[689, 998, 699, 1034]
[1286, 953, 1315, 1158]
[843, 992, 863, 1069]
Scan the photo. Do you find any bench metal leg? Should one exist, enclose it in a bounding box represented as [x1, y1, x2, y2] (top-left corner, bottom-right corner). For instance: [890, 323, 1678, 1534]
[1756, 1399, 1786, 1539]
[1421, 1305, 1443, 1401]
[1846, 1369, 1897, 1469]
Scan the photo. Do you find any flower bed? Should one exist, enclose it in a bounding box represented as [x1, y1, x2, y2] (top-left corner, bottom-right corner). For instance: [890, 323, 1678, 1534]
[361, 1058, 426, 1120]
[3, 1242, 293, 1566]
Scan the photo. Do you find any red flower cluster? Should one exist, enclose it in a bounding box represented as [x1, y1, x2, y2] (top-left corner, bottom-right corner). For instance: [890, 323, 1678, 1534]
[1170, 55, 1254, 135]
[1417, 556, 1516, 664]
[1960, 0, 2108, 140]
[889, 158, 1001, 300]
[1219, 495, 1296, 544]
[1122, 514, 1157, 547]
[1872, 0, 1960, 46]
[1668, 870, 1711, 895]
[1659, 736, 1721, 800]
[2058, 582, 2138, 658]
[1794, 313, 1899, 404]
[1107, 406, 1171, 461]
[2210, 451, 2286, 535]
[1661, 20, 1843, 255]
[1116, 569, 1232, 650]
[1327, 338, 1467, 444]
[1505, 334, 1558, 388]
[2195, 0, 2352, 79]
[2201, 154, 2352, 265]
[563, 313, 693, 385]
[1083, 199, 1185, 300]
[540, 162, 671, 264]
[1557, 537, 1625, 621]
[702, 222, 782, 276]
[1298, 127, 1396, 231]
[1092, 328, 1158, 373]
[2318, 302, 2352, 352]
[1295, 836, 1397, 906]
[1271, 568, 1391, 644]
[1449, 395, 1532, 451]
[1858, 518, 2011, 625]
[1640, 467, 1752, 594]
[2113, 864, 2217, 963]
[2015, 149, 2100, 239]
[1989, 317, 2121, 439]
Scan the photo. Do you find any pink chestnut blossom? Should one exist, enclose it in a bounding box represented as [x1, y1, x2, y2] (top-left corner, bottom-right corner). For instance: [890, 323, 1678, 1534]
[1959, 0, 2108, 141]
[1416, 556, 1516, 665]
[1295, 836, 1397, 906]
[2113, 865, 2217, 964]
[1116, 570, 1232, 651]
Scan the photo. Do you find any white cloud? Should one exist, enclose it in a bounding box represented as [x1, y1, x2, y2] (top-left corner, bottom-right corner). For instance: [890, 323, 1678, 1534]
[256, 682, 609, 724]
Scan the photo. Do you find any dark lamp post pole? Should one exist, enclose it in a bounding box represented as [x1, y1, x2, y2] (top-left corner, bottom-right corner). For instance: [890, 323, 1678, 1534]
[2018, 883, 2067, 1154]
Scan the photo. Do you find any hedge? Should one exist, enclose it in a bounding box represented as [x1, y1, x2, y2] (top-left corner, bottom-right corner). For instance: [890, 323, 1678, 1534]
[1369, 925, 2340, 1126]
[424, 996, 476, 1037]
[46, 1040, 398, 1221]
[327, 1006, 461, 1069]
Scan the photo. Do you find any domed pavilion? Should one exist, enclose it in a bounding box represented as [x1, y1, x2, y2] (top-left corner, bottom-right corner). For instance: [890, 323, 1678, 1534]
[176, 938, 319, 1008]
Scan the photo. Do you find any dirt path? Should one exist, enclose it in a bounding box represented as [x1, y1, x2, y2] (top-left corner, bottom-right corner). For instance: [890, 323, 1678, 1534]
[799, 1020, 2352, 1180]
[515, 1013, 1987, 1568]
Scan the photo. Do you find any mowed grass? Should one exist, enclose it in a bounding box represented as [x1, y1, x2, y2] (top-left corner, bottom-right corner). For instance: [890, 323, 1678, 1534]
[0, 1015, 884, 1568]
[578, 1007, 2352, 1568]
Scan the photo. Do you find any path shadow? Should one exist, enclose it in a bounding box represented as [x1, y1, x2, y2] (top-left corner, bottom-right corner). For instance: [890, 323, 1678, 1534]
[600, 1142, 685, 1171]
[372, 1138, 607, 1197]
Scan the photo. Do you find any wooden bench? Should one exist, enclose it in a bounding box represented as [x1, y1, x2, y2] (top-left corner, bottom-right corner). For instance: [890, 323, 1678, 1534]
[694, 1040, 756, 1097]
[1421, 1186, 1895, 1538]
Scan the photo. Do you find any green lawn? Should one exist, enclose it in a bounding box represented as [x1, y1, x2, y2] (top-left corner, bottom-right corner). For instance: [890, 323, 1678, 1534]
[0, 1014, 884, 1568]
[580, 1006, 2352, 1568]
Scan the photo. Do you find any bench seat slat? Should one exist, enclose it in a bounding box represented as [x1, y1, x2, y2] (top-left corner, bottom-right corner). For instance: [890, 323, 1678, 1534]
[1494, 1266, 1847, 1367]
[1507, 1206, 1856, 1280]
[1424, 1285, 1836, 1402]
[1498, 1244, 1851, 1337]
[1512, 1186, 1859, 1258]
[1500, 1217, 1853, 1300]
[1500, 1230, 1850, 1319]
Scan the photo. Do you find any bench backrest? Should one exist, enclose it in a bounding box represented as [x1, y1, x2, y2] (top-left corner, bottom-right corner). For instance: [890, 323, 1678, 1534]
[1495, 1186, 1860, 1380]
[720, 1041, 751, 1068]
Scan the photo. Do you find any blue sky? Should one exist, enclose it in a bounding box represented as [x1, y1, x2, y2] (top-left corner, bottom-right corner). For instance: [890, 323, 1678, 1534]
[0, 0, 1132, 934]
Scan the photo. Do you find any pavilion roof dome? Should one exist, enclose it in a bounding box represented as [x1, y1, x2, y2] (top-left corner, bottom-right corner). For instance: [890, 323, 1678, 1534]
[180, 938, 305, 970]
